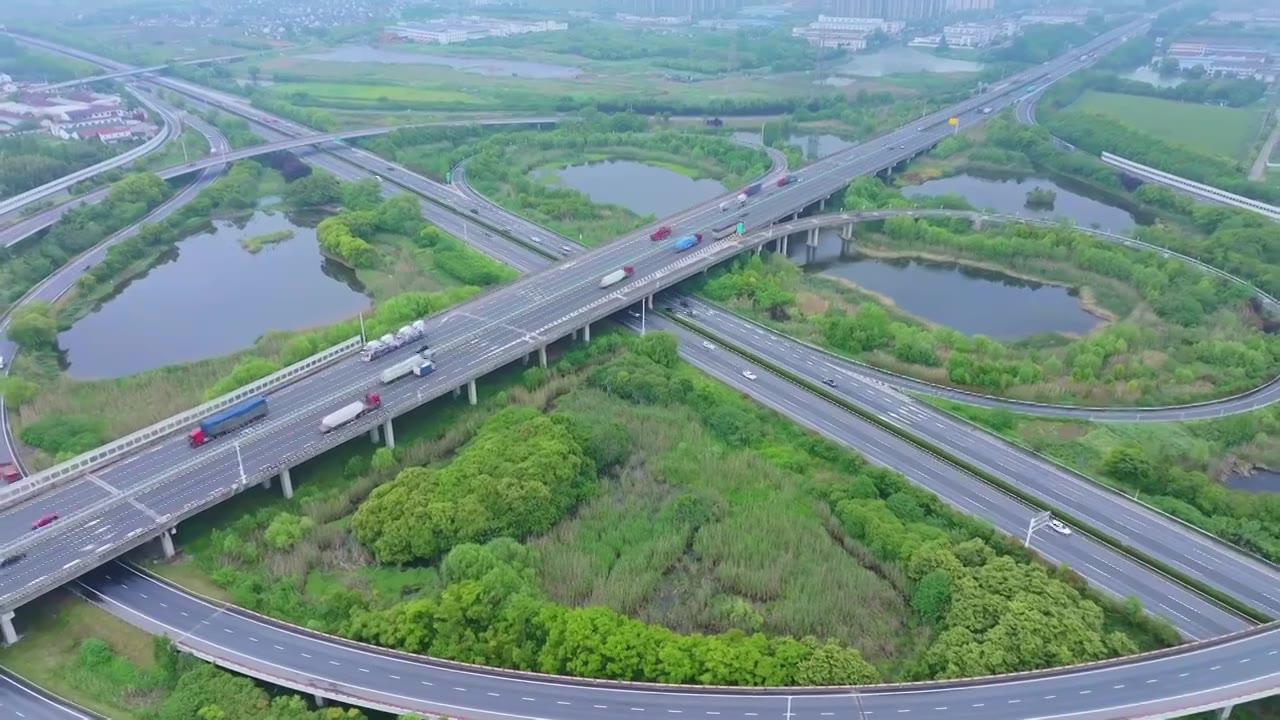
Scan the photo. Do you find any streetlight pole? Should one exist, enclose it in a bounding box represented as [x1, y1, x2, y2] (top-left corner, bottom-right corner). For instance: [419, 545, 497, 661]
[1024, 511, 1052, 547]
[234, 440, 246, 483]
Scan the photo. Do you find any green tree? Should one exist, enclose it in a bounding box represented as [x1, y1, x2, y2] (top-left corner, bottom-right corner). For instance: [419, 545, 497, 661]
[6, 301, 58, 349]
[285, 173, 341, 207]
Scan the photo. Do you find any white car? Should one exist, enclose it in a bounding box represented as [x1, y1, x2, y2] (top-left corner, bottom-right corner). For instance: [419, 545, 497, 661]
[702, 341, 716, 350]
[1049, 520, 1072, 536]
[742, 370, 758, 381]
[0, 355, 5, 370]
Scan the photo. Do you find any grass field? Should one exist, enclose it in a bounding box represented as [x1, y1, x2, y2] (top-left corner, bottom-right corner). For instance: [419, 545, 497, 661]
[0, 592, 157, 720]
[1070, 90, 1263, 160]
[136, 128, 211, 171]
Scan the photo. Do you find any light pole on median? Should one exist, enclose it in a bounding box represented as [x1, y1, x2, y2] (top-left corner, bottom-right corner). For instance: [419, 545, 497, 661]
[234, 440, 246, 483]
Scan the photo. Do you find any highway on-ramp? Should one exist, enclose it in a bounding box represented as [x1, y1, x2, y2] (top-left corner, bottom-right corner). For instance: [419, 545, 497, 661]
[74, 562, 1279, 720]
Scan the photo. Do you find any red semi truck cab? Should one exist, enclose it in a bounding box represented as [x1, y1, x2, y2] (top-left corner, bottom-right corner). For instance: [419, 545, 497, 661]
[650, 226, 672, 241]
[187, 428, 208, 448]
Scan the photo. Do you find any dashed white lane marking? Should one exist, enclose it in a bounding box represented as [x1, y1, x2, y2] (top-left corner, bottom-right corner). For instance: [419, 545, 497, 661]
[159, 602, 167, 608]
[631, 708, 645, 712]
[556, 701, 569, 705]
[300, 653, 311, 658]
[1044, 696, 1056, 700]
[274, 645, 283, 650]
[454, 687, 467, 692]
[358, 668, 369, 673]
[971, 704, 984, 708]
[1113, 685, 1124, 689]
[139, 593, 148, 599]
[421, 681, 432, 686]
[180, 611, 188, 617]
[1240, 658, 1250, 663]
[933, 708, 947, 712]
[595, 705, 608, 709]
[1009, 700, 1020, 704]
[328, 661, 340, 666]
[1211, 666, 1221, 671]
[389, 675, 400, 680]
[223, 628, 233, 634]
[1080, 690, 1091, 695]
[668, 711, 683, 714]
[488, 692, 500, 697]
[1179, 673, 1189, 677]
[522, 698, 536, 702]
[248, 637, 257, 642]
[1146, 679, 1158, 684]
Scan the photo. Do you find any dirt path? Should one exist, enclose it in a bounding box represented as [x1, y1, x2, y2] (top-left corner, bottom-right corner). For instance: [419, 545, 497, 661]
[1248, 109, 1279, 181]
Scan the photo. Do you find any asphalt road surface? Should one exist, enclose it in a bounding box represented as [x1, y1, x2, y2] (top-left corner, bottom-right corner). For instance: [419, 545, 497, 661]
[73, 563, 1278, 720]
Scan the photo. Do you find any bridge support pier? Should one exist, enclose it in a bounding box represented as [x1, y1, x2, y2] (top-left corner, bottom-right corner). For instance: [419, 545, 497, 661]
[453, 386, 461, 399]
[383, 419, 395, 450]
[1219, 704, 1234, 720]
[538, 345, 548, 368]
[160, 528, 175, 559]
[467, 379, 477, 406]
[819, 197, 827, 212]
[315, 695, 327, 707]
[778, 235, 788, 255]
[368, 425, 381, 445]
[261, 475, 271, 490]
[647, 294, 654, 310]
[280, 467, 293, 500]
[1, 611, 17, 646]
[807, 227, 819, 247]
[582, 323, 591, 344]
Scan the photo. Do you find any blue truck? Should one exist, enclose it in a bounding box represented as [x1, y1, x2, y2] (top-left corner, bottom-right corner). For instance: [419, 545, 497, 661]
[673, 233, 702, 252]
[188, 396, 268, 447]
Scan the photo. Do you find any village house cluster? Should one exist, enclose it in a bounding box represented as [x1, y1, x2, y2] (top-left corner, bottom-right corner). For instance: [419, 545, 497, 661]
[0, 76, 157, 143]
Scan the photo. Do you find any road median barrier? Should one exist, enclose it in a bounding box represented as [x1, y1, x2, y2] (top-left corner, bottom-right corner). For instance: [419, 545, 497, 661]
[662, 310, 1271, 626]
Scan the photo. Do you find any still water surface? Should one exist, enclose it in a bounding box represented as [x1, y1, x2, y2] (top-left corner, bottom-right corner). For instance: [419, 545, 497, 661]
[902, 173, 1144, 232]
[531, 159, 725, 218]
[59, 209, 369, 379]
[785, 228, 1102, 339]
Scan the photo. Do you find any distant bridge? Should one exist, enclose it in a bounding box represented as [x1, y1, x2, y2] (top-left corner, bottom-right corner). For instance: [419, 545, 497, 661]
[30, 54, 251, 93]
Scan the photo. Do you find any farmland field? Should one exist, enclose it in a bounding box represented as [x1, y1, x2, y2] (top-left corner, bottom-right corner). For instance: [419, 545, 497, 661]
[1069, 90, 1263, 160]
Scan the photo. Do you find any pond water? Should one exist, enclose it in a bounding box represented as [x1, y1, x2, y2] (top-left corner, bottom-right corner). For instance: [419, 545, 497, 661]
[1225, 469, 1280, 493]
[902, 172, 1145, 232]
[731, 130, 855, 160]
[1119, 66, 1186, 88]
[835, 46, 984, 78]
[299, 45, 581, 79]
[785, 228, 1103, 339]
[530, 159, 726, 218]
[58, 208, 370, 379]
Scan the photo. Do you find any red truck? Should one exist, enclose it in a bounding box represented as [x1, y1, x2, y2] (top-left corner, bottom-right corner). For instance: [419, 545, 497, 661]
[0, 464, 20, 484]
[650, 226, 672, 241]
[776, 174, 799, 187]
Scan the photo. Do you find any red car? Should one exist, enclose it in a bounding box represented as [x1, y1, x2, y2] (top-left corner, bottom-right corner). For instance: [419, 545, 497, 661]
[0, 464, 20, 484]
[650, 226, 672, 241]
[31, 512, 58, 531]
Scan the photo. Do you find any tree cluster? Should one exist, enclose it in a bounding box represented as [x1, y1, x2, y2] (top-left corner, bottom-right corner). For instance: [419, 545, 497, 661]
[821, 464, 1147, 679]
[0, 35, 97, 82]
[352, 406, 598, 563]
[0, 134, 127, 201]
[346, 538, 880, 687]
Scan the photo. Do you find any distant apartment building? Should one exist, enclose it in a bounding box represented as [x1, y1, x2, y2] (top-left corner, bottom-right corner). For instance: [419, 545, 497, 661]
[823, 0, 945, 21]
[1019, 8, 1090, 25]
[611, 0, 741, 17]
[793, 15, 904, 49]
[941, 20, 1010, 46]
[1165, 37, 1271, 78]
[945, 0, 994, 11]
[384, 17, 568, 45]
[617, 13, 691, 25]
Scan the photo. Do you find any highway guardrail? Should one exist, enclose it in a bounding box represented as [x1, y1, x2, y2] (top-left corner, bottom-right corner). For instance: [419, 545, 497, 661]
[662, 310, 1270, 625]
[0, 335, 362, 509]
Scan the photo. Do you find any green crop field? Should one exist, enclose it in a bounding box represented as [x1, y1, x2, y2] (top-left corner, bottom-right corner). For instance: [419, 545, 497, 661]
[277, 81, 498, 107]
[1069, 90, 1262, 160]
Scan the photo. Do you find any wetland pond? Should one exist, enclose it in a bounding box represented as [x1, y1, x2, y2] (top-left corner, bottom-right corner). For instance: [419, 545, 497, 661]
[300, 45, 582, 79]
[786, 228, 1103, 340]
[58, 207, 370, 379]
[902, 172, 1146, 232]
[530, 159, 726, 218]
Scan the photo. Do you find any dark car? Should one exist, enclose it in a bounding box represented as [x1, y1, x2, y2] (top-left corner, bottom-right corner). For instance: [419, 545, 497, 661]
[822, 378, 838, 388]
[0, 553, 24, 569]
[416, 344, 431, 355]
[679, 299, 690, 308]
[469, 208, 480, 215]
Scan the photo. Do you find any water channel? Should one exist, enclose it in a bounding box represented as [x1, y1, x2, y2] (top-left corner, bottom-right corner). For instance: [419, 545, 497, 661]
[902, 172, 1147, 232]
[299, 45, 582, 79]
[784, 228, 1102, 339]
[530, 159, 726, 219]
[59, 208, 370, 379]
[1225, 469, 1280, 494]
